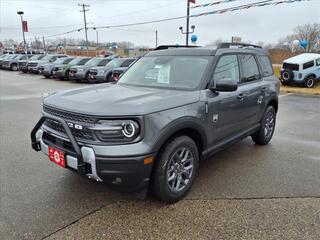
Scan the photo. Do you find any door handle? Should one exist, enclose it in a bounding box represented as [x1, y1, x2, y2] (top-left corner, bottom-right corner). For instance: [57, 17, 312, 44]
[261, 87, 268, 92]
[237, 93, 245, 100]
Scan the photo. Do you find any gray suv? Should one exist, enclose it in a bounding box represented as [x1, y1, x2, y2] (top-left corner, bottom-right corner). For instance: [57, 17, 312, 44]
[31, 43, 279, 203]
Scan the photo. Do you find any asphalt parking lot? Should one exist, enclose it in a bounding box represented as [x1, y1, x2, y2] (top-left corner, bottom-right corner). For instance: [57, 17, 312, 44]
[0, 71, 320, 240]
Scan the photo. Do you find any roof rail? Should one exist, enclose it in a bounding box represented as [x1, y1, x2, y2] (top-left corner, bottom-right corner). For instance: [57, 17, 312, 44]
[217, 42, 262, 49]
[154, 45, 199, 51]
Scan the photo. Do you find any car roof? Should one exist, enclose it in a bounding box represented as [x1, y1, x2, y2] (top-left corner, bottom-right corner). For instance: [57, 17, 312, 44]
[283, 53, 320, 64]
[146, 46, 268, 57]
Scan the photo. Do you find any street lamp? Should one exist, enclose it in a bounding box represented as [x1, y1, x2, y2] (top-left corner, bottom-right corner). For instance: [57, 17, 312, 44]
[17, 11, 27, 51]
[179, 25, 195, 46]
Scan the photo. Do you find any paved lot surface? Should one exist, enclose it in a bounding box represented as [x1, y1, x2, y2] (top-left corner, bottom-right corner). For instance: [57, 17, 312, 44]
[0, 71, 319, 240]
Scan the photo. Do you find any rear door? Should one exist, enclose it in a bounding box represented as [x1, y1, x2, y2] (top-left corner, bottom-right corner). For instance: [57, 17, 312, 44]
[238, 54, 264, 127]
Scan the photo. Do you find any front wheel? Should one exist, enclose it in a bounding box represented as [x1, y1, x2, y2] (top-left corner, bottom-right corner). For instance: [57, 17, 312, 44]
[10, 64, 18, 71]
[252, 106, 276, 145]
[151, 135, 199, 203]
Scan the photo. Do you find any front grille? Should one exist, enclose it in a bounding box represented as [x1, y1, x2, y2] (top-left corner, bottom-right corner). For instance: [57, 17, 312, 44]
[38, 66, 44, 71]
[43, 106, 97, 142]
[43, 106, 96, 124]
[42, 131, 75, 154]
[28, 63, 38, 67]
[19, 62, 27, 67]
[70, 69, 77, 74]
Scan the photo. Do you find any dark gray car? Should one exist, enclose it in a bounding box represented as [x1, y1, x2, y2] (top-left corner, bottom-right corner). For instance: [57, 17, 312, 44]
[87, 58, 136, 83]
[68, 57, 112, 82]
[31, 43, 279, 203]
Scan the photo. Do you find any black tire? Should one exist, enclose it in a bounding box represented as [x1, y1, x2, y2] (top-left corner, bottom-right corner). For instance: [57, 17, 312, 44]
[10, 63, 18, 71]
[305, 76, 316, 88]
[151, 135, 199, 203]
[252, 106, 276, 145]
[280, 70, 293, 85]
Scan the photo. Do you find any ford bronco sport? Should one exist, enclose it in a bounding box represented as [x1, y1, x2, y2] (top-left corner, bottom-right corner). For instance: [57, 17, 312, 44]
[31, 43, 279, 203]
[280, 53, 320, 88]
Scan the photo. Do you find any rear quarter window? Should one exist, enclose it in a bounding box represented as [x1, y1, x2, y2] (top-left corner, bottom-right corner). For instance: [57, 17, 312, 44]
[282, 62, 299, 71]
[303, 61, 315, 70]
[258, 55, 273, 77]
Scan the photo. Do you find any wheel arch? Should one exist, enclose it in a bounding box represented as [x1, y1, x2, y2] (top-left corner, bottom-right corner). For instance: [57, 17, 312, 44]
[152, 119, 207, 160]
[267, 97, 278, 113]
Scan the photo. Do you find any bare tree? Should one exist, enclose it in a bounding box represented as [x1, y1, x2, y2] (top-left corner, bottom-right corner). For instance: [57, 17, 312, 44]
[294, 23, 320, 52]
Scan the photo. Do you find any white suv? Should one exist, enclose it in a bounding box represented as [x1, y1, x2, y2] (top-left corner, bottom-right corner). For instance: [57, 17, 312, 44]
[280, 53, 320, 88]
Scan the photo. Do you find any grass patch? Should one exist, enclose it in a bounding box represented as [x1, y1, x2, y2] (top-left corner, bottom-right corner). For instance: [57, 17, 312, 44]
[272, 65, 320, 95]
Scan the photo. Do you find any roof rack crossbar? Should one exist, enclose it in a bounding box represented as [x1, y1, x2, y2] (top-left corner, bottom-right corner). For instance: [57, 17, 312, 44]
[218, 42, 262, 49]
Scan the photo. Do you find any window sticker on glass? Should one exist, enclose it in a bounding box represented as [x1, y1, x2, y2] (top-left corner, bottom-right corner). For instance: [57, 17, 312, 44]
[157, 65, 170, 84]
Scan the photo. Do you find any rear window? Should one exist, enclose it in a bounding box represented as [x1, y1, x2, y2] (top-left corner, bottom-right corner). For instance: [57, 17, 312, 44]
[283, 63, 299, 71]
[303, 61, 314, 70]
[258, 56, 273, 77]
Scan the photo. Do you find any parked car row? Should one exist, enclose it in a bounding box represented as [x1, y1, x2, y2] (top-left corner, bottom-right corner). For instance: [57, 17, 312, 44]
[0, 53, 137, 83]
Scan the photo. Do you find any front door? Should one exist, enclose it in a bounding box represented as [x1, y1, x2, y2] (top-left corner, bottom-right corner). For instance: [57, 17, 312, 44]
[206, 54, 248, 145]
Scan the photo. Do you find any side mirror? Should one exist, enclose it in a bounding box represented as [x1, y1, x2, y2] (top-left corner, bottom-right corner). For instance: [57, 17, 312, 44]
[210, 78, 238, 92]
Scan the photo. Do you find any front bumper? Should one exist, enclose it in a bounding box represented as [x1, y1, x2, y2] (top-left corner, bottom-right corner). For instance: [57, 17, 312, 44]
[42, 70, 52, 77]
[28, 66, 39, 73]
[53, 70, 65, 79]
[69, 72, 86, 81]
[31, 115, 154, 191]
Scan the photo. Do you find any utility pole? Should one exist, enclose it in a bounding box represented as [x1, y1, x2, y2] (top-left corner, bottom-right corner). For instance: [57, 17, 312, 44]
[96, 30, 99, 56]
[155, 30, 158, 48]
[42, 36, 46, 53]
[186, 0, 190, 46]
[78, 3, 90, 56]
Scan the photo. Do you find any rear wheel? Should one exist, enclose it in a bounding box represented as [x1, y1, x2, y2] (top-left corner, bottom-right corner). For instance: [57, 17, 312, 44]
[152, 135, 199, 203]
[252, 106, 276, 145]
[305, 76, 316, 88]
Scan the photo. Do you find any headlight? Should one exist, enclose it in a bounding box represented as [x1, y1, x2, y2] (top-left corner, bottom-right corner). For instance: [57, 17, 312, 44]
[89, 120, 140, 142]
[78, 68, 84, 73]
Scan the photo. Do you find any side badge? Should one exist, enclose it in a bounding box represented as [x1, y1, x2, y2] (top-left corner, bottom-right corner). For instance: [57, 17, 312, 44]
[213, 114, 218, 123]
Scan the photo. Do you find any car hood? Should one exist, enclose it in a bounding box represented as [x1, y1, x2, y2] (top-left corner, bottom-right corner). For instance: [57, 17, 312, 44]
[44, 83, 200, 116]
[71, 65, 91, 70]
[90, 66, 113, 72]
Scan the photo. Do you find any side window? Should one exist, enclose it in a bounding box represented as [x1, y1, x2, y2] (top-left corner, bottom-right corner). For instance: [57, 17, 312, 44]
[303, 61, 315, 69]
[316, 58, 320, 66]
[212, 55, 239, 84]
[258, 55, 273, 77]
[239, 54, 260, 83]
[121, 59, 135, 67]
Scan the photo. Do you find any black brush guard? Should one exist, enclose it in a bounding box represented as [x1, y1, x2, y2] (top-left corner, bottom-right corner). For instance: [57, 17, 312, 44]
[30, 114, 87, 174]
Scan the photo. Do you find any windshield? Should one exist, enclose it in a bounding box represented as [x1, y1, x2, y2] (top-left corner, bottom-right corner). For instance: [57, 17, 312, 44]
[68, 58, 85, 65]
[84, 58, 102, 66]
[41, 55, 53, 61]
[54, 57, 68, 64]
[118, 56, 210, 90]
[105, 59, 123, 68]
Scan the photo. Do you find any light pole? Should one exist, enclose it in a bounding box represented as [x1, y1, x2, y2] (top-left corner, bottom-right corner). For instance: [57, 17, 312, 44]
[92, 27, 99, 56]
[17, 11, 26, 51]
[179, 25, 195, 46]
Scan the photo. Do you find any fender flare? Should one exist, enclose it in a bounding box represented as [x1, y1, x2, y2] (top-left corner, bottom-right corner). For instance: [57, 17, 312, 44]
[151, 117, 208, 154]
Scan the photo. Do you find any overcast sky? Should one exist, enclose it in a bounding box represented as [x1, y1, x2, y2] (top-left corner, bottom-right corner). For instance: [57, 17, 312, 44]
[0, 0, 319, 47]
